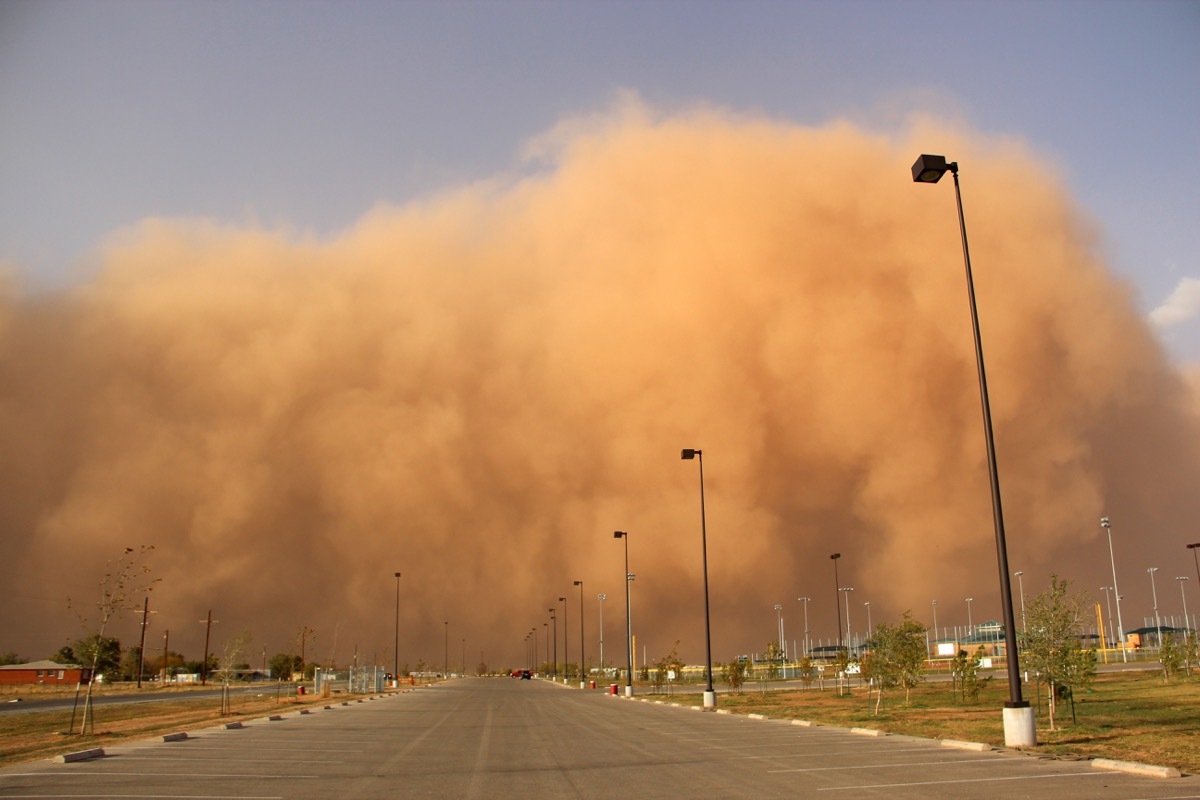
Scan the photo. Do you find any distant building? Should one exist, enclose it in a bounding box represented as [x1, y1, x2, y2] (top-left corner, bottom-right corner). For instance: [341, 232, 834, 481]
[0, 660, 91, 686]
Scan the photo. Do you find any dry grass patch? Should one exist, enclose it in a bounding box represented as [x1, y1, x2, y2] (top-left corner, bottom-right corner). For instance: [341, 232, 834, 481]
[662, 671, 1199, 773]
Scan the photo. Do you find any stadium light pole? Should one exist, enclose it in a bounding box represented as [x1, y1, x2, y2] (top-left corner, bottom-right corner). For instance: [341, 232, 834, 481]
[1188, 543, 1200, 589]
[797, 596, 811, 658]
[1102, 517, 1128, 662]
[1148, 568, 1162, 646]
[681, 448, 716, 709]
[614, 531, 634, 696]
[1177, 577, 1191, 633]
[911, 154, 1033, 747]
[597, 593, 607, 674]
[559, 596, 568, 684]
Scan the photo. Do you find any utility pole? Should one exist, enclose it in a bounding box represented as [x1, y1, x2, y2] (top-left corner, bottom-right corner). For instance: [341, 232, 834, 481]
[136, 597, 150, 688]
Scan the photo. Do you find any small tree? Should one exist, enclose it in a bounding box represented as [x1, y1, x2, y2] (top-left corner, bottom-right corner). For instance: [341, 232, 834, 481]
[950, 648, 984, 701]
[1160, 633, 1185, 682]
[721, 658, 748, 694]
[861, 612, 928, 714]
[798, 656, 816, 689]
[68, 545, 159, 734]
[216, 631, 253, 713]
[652, 642, 685, 694]
[1019, 574, 1095, 731]
[763, 641, 783, 681]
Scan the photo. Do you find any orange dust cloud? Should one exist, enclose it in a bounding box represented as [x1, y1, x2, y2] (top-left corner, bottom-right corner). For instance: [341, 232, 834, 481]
[1, 105, 1197, 669]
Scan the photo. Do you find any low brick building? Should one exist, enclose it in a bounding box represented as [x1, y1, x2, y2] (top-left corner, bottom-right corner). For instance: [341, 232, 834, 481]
[0, 660, 90, 686]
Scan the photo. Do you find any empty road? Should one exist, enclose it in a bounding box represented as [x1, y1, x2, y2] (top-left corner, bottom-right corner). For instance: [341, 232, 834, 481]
[0, 677, 1193, 799]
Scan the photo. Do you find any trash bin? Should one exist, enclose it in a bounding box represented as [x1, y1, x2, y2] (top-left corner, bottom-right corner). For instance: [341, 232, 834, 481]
[297, 685, 306, 696]
[609, 683, 618, 695]
[589, 680, 596, 689]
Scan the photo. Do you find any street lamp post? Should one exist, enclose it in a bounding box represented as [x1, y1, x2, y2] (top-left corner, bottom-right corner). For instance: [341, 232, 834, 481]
[549, 609, 557, 679]
[597, 593, 606, 674]
[559, 596, 568, 684]
[797, 597, 811, 659]
[543, 622, 548, 673]
[912, 154, 1033, 747]
[1101, 517, 1128, 663]
[681, 448, 716, 709]
[393, 572, 401, 686]
[574, 580, 585, 687]
[1177, 577, 1190, 632]
[864, 601, 872, 639]
[841, 587, 855, 647]
[1148, 568, 1162, 647]
[965, 597, 974, 636]
[614, 531, 634, 696]
[443, 621, 448, 679]
[774, 604, 785, 678]
[1188, 543, 1200, 588]
[831, 554, 843, 655]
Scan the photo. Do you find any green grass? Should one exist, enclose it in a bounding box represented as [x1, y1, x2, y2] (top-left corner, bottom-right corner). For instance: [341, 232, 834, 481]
[654, 670, 1200, 773]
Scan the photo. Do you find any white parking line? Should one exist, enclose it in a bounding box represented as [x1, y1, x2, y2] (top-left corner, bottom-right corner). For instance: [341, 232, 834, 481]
[769, 757, 1000, 773]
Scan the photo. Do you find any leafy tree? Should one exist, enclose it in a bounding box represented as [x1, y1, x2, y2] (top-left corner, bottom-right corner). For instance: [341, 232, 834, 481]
[1160, 633, 1185, 682]
[71, 635, 122, 680]
[950, 648, 984, 701]
[860, 611, 928, 714]
[269, 653, 301, 680]
[1019, 574, 1095, 731]
[652, 642, 685, 693]
[798, 656, 816, 689]
[52, 645, 77, 664]
[0, 651, 25, 666]
[762, 641, 783, 681]
[721, 658, 748, 694]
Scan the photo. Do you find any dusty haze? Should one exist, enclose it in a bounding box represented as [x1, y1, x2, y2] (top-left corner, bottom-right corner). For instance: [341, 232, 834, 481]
[2, 104, 1198, 671]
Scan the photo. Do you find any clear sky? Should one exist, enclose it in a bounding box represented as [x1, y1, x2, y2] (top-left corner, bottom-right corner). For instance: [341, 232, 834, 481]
[1, 0, 1197, 360]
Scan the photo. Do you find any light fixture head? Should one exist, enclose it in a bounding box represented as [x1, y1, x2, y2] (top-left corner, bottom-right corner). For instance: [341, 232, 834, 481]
[614, 530, 627, 539]
[681, 448, 700, 460]
[830, 553, 841, 560]
[911, 153, 953, 183]
[573, 580, 582, 586]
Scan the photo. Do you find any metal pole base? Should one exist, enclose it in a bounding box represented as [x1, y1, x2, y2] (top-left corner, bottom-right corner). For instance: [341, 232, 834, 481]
[1003, 704, 1036, 747]
[624, 685, 633, 697]
[702, 690, 716, 709]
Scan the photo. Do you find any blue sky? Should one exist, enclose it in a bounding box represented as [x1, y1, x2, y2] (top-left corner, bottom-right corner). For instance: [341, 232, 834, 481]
[2, 0, 1197, 360]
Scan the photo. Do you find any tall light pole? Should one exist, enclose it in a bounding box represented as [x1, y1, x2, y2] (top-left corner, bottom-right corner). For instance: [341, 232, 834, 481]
[797, 597, 811, 658]
[932, 599, 939, 655]
[1148, 568, 1162, 646]
[559, 596, 568, 683]
[1101, 517, 1127, 662]
[774, 604, 784, 652]
[393, 572, 401, 685]
[681, 448, 716, 709]
[597, 593, 606, 674]
[1177, 577, 1190, 632]
[443, 621, 448, 679]
[841, 587, 855, 647]
[864, 601, 872, 639]
[574, 580, 585, 686]
[912, 154, 1032, 747]
[831, 554, 843, 655]
[549, 608, 557, 679]
[965, 597, 974, 636]
[1100, 586, 1115, 648]
[1188, 543, 1200, 588]
[1014, 571, 1026, 632]
[614, 531, 634, 696]
[543, 622, 548, 673]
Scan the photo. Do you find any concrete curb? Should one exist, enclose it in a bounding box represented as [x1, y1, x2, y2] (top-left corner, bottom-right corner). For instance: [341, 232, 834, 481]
[1092, 758, 1181, 779]
[850, 727, 885, 737]
[55, 748, 104, 763]
[790, 720, 816, 727]
[222, 721, 243, 729]
[161, 732, 188, 742]
[942, 739, 991, 752]
[748, 713, 769, 720]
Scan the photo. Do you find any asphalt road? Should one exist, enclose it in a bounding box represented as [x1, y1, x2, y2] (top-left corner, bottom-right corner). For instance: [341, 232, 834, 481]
[0, 677, 1193, 799]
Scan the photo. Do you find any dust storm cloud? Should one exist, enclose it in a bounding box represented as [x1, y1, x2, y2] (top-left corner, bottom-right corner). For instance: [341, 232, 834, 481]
[2, 106, 1198, 668]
